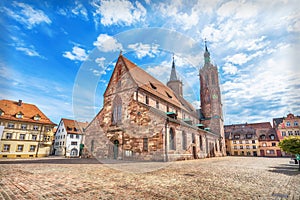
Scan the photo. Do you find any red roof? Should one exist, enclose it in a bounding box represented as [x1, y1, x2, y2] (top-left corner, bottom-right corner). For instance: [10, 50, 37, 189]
[61, 118, 88, 134]
[0, 99, 55, 125]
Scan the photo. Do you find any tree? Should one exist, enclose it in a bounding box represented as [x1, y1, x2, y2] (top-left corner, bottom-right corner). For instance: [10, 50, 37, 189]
[278, 136, 300, 171]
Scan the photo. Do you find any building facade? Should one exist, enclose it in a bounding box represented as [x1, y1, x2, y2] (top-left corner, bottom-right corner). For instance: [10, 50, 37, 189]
[225, 122, 281, 157]
[273, 113, 300, 156]
[199, 42, 225, 156]
[0, 99, 56, 158]
[53, 118, 88, 157]
[84, 45, 225, 161]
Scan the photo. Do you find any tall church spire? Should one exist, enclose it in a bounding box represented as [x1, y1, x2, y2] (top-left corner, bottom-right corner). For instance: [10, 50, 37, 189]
[167, 54, 183, 96]
[169, 54, 178, 81]
[204, 39, 210, 65]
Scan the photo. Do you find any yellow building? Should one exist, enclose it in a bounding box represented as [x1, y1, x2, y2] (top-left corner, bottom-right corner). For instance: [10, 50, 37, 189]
[225, 125, 259, 156]
[0, 99, 56, 158]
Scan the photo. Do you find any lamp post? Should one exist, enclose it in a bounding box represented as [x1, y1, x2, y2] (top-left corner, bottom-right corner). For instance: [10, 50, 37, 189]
[164, 118, 169, 162]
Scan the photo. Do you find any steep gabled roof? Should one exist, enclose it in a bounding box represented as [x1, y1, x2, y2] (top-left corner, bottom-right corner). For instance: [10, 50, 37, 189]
[120, 55, 192, 112]
[0, 99, 55, 125]
[61, 118, 88, 135]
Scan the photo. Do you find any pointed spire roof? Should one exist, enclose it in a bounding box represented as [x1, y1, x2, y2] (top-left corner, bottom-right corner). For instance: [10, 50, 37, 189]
[169, 54, 178, 81]
[204, 39, 210, 64]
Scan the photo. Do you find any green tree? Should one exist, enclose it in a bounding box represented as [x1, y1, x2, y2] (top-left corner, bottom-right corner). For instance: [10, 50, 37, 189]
[278, 136, 300, 171]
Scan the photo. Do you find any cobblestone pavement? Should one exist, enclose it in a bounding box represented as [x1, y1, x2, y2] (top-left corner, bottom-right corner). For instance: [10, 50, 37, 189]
[0, 156, 299, 200]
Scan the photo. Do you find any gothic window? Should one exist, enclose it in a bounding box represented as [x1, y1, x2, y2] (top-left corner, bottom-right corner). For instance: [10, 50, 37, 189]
[204, 89, 210, 103]
[143, 137, 148, 151]
[192, 133, 196, 144]
[182, 131, 187, 150]
[205, 74, 209, 84]
[91, 140, 94, 152]
[169, 128, 175, 150]
[211, 74, 216, 85]
[112, 95, 122, 124]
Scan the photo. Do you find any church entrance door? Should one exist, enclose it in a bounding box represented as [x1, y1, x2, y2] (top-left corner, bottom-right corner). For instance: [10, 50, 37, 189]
[192, 146, 197, 159]
[113, 140, 119, 159]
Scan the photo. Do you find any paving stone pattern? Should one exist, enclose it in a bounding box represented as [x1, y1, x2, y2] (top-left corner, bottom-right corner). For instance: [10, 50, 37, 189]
[0, 157, 299, 200]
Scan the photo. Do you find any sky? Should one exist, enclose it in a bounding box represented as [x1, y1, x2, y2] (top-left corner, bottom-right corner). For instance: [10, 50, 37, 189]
[0, 0, 299, 126]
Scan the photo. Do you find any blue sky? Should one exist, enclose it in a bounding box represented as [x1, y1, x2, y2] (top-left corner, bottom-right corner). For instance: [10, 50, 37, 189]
[0, 0, 299, 125]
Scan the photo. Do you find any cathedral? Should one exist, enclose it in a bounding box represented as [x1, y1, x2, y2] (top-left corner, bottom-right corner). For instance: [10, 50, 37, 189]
[84, 43, 225, 161]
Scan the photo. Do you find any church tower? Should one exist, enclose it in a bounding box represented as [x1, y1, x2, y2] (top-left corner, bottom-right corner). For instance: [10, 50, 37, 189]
[167, 55, 183, 97]
[199, 41, 225, 155]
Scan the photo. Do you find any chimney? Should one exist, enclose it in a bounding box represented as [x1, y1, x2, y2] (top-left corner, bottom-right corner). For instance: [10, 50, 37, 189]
[18, 100, 22, 106]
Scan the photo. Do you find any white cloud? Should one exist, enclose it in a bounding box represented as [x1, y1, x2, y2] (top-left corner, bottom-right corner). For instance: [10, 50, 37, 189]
[91, 0, 146, 26]
[127, 43, 159, 59]
[58, 1, 88, 20]
[93, 34, 123, 52]
[222, 63, 238, 75]
[63, 46, 88, 61]
[71, 1, 88, 20]
[217, 1, 258, 22]
[4, 2, 51, 29]
[224, 53, 252, 66]
[16, 47, 41, 57]
[157, 1, 199, 30]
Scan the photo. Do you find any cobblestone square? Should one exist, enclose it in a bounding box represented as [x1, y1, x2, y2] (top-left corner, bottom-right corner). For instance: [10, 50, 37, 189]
[0, 156, 299, 200]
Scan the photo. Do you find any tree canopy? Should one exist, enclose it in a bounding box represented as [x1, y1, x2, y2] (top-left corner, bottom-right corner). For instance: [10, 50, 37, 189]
[278, 136, 300, 155]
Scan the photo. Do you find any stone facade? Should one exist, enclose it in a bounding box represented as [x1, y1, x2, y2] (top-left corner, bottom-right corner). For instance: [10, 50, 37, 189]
[199, 43, 225, 156]
[84, 50, 223, 161]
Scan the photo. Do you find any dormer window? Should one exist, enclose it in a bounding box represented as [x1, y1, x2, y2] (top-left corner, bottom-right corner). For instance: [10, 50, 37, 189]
[149, 82, 157, 90]
[0, 109, 4, 116]
[16, 112, 23, 119]
[234, 134, 240, 139]
[34, 114, 41, 121]
[260, 134, 266, 140]
[166, 91, 172, 98]
[269, 134, 275, 140]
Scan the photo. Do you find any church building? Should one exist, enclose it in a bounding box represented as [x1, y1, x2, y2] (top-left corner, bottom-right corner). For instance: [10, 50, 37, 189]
[84, 44, 225, 161]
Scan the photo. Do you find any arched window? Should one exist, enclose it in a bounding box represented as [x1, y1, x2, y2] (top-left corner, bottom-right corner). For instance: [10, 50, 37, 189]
[182, 131, 187, 150]
[199, 135, 203, 151]
[169, 128, 175, 150]
[211, 74, 216, 85]
[112, 95, 122, 124]
[286, 122, 290, 127]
